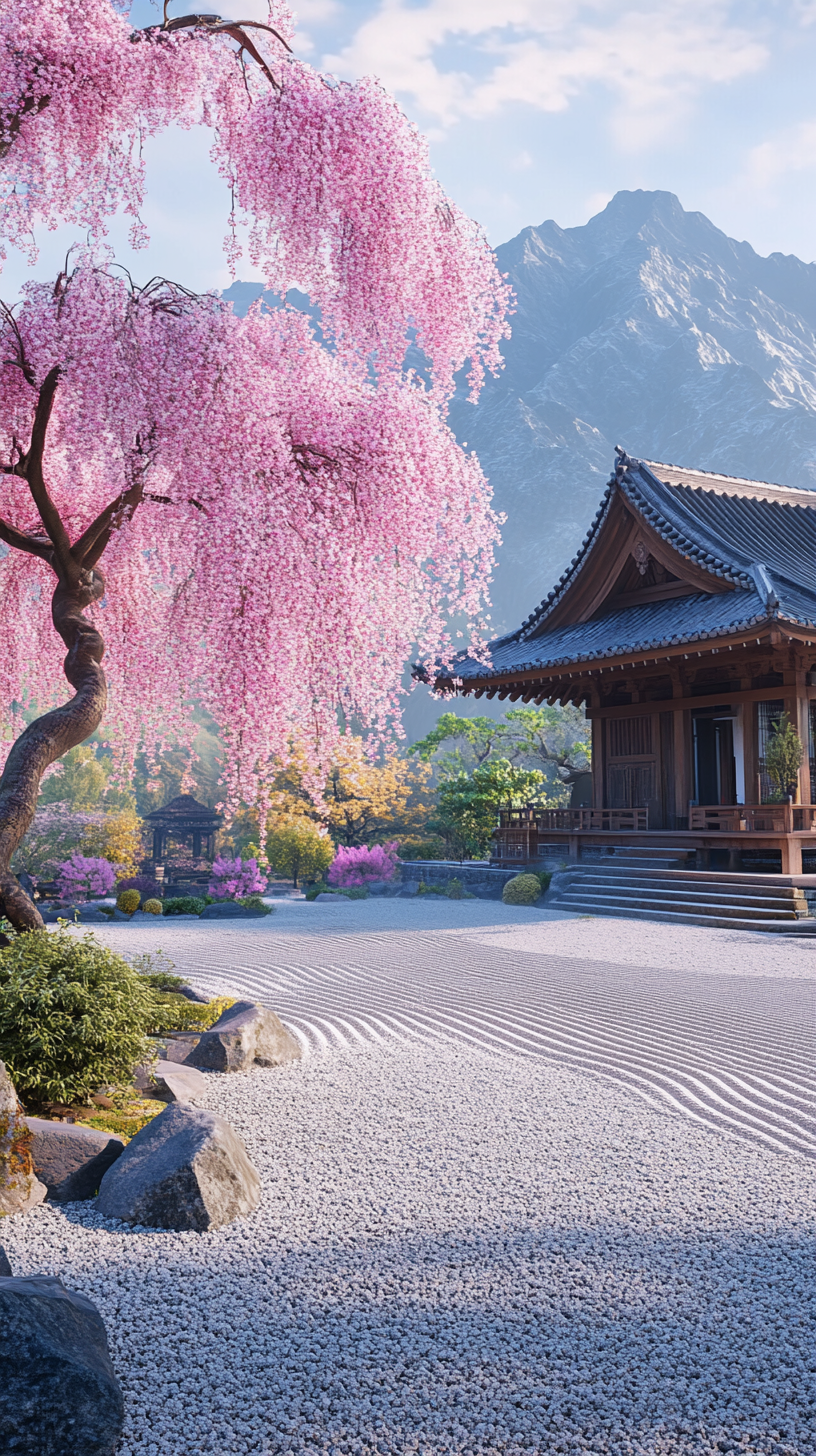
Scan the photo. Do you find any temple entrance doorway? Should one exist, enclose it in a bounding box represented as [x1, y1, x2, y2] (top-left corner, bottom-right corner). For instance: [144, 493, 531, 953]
[693, 714, 736, 805]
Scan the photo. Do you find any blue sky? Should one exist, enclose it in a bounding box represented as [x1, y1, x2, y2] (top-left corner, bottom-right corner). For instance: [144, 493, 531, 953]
[6, 0, 816, 295]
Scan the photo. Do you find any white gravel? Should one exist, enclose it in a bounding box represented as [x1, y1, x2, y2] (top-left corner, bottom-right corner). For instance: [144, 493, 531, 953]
[3, 1042, 814, 1456]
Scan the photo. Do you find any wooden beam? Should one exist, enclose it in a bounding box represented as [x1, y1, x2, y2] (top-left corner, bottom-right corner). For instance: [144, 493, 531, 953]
[587, 683, 812, 720]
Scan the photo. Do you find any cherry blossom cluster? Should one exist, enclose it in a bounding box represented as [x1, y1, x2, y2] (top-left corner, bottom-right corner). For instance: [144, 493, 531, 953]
[208, 854, 267, 899]
[55, 851, 116, 901]
[0, 261, 499, 811]
[327, 842, 399, 888]
[0, 0, 510, 400]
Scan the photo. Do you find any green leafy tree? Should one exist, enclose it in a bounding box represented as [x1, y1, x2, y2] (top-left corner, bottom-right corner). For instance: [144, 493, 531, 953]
[410, 713, 512, 776]
[765, 715, 805, 800]
[503, 706, 591, 788]
[411, 705, 590, 802]
[431, 759, 545, 860]
[38, 745, 110, 810]
[267, 822, 334, 888]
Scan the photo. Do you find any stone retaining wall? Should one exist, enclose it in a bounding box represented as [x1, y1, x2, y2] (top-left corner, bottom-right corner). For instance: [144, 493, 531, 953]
[399, 862, 521, 899]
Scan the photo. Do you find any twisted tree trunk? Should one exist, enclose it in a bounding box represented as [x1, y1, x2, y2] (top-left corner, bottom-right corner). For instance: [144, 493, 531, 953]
[0, 569, 106, 933]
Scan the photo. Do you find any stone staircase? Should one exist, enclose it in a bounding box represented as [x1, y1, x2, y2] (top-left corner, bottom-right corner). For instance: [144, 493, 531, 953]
[547, 847, 816, 932]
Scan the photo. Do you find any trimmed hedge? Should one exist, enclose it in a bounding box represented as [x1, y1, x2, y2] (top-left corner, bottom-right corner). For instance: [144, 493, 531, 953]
[502, 873, 542, 906]
[163, 896, 208, 916]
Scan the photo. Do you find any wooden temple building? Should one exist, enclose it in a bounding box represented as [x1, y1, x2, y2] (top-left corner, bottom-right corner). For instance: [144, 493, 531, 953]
[436, 449, 816, 876]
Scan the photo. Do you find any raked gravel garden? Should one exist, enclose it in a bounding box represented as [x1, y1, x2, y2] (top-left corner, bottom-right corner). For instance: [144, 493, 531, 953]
[2, 898, 814, 1456]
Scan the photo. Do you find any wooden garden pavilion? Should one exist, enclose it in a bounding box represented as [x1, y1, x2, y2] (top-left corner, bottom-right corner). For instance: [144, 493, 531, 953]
[144, 794, 223, 864]
[434, 448, 816, 875]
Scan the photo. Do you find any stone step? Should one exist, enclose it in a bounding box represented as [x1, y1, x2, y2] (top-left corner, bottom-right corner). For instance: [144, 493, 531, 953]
[557, 877, 806, 910]
[555, 890, 801, 921]
[562, 865, 810, 890]
[550, 901, 816, 933]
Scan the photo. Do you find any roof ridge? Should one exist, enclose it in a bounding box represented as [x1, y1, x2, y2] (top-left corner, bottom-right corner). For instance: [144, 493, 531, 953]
[643, 457, 816, 501]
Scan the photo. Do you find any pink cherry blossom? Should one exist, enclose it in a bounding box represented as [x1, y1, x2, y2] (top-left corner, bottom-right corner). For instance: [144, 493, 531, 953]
[328, 841, 399, 888]
[208, 854, 267, 899]
[0, 4, 510, 933]
[0, 261, 499, 817]
[56, 851, 116, 901]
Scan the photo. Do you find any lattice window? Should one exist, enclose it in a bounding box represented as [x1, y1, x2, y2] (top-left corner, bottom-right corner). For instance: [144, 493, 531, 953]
[608, 716, 653, 758]
[757, 699, 785, 803]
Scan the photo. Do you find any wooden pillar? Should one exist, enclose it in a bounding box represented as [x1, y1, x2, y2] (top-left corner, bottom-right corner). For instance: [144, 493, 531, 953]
[592, 716, 604, 808]
[781, 837, 803, 875]
[792, 671, 811, 805]
[742, 698, 758, 804]
[673, 711, 688, 825]
[568, 834, 580, 862]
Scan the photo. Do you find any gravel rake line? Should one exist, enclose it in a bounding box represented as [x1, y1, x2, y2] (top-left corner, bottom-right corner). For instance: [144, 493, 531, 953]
[181, 936, 815, 1159]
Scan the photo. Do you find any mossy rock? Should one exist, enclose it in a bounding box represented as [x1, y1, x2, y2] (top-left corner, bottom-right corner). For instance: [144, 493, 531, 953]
[502, 873, 542, 906]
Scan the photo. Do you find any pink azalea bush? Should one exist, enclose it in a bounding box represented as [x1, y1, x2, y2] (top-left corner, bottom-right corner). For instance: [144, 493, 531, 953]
[56, 853, 117, 902]
[208, 855, 267, 900]
[328, 842, 399, 888]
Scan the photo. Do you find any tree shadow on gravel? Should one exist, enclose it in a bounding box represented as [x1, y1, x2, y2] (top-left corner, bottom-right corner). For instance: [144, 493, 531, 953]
[53, 1215, 816, 1456]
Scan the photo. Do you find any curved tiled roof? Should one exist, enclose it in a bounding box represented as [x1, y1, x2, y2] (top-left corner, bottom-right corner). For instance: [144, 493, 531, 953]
[449, 450, 816, 684]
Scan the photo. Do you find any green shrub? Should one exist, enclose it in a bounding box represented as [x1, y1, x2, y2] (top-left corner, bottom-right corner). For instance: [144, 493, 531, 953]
[398, 837, 447, 861]
[536, 870, 552, 893]
[417, 881, 446, 895]
[145, 992, 236, 1036]
[142, 898, 162, 915]
[502, 873, 542, 906]
[446, 877, 464, 900]
[128, 951, 185, 992]
[236, 895, 273, 914]
[304, 882, 368, 902]
[117, 888, 140, 915]
[0, 929, 154, 1105]
[163, 895, 207, 916]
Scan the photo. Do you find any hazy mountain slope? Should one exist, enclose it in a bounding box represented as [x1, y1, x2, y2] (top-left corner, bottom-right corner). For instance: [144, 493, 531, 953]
[451, 189, 816, 635]
[224, 192, 816, 736]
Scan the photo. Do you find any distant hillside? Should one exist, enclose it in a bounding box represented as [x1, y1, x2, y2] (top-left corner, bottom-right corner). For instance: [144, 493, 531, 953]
[224, 192, 816, 733]
[449, 189, 816, 636]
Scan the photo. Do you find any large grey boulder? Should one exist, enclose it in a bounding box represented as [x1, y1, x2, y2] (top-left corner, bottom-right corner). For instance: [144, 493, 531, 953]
[0, 1061, 46, 1216]
[187, 1000, 301, 1073]
[150, 1059, 207, 1102]
[0, 1275, 124, 1455]
[96, 1103, 260, 1230]
[162, 1033, 201, 1063]
[25, 1119, 125, 1202]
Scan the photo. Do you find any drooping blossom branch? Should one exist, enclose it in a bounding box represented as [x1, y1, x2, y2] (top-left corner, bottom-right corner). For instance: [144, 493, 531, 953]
[0, 0, 511, 399]
[0, 261, 500, 932]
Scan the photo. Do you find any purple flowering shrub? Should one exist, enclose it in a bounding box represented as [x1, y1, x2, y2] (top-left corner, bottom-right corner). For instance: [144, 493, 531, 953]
[56, 853, 117, 902]
[116, 874, 161, 901]
[208, 855, 267, 900]
[328, 842, 399, 888]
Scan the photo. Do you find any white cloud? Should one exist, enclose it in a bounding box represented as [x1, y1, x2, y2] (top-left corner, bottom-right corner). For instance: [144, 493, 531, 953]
[746, 119, 816, 188]
[585, 189, 613, 217]
[510, 149, 535, 170]
[323, 1, 768, 148]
